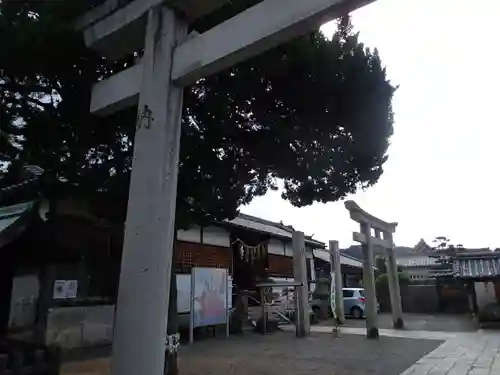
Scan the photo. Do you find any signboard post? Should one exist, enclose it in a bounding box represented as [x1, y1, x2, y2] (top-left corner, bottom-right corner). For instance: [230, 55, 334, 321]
[189, 272, 195, 344]
[226, 275, 231, 338]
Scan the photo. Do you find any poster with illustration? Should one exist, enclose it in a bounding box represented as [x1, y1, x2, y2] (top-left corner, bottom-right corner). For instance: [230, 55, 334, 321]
[192, 268, 228, 328]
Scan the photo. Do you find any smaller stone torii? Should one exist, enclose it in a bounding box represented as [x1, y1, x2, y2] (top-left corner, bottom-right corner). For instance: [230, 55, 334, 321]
[344, 201, 403, 339]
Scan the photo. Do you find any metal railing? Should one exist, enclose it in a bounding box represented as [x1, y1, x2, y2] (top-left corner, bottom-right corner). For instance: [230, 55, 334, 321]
[247, 294, 293, 325]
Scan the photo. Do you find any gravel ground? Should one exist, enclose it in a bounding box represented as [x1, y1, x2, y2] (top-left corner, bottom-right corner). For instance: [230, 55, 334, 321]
[318, 313, 476, 332]
[63, 331, 441, 375]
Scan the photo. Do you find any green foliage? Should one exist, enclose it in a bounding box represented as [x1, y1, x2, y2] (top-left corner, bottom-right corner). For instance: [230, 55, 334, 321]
[375, 256, 387, 274]
[1, 3, 395, 228]
[376, 271, 410, 289]
[375, 255, 404, 277]
[431, 236, 463, 267]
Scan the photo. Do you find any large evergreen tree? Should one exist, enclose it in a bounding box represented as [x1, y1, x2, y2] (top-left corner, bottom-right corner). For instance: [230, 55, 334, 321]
[1, 2, 394, 224]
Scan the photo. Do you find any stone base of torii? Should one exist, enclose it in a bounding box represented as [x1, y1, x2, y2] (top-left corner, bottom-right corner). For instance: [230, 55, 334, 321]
[344, 200, 404, 338]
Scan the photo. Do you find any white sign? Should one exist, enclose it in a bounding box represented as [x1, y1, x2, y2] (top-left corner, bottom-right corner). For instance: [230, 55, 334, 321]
[53, 280, 78, 299]
[330, 272, 337, 321]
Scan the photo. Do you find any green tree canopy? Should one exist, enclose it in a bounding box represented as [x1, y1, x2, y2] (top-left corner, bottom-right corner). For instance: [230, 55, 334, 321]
[1, 2, 395, 227]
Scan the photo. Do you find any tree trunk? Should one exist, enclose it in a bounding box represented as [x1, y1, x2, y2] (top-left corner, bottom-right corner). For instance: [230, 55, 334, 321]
[164, 231, 179, 375]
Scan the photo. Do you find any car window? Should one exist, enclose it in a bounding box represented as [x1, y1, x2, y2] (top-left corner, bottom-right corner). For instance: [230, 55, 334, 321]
[358, 289, 365, 297]
[343, 290, 354, 298]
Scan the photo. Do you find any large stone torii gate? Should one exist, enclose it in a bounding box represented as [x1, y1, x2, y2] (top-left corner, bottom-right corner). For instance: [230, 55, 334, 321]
[76, 1, 376, 374]
[344, 200, 403, 339]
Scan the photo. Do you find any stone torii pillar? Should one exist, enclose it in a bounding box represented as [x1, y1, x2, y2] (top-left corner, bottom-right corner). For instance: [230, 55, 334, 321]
[344, 201, 403, 338]
[76, 1, 377, 374]
[293, 231, 310, 337]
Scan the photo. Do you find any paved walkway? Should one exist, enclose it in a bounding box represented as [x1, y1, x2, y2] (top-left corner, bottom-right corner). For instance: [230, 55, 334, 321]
[319, 313, 477, 332]
[291, 325, 500, 375]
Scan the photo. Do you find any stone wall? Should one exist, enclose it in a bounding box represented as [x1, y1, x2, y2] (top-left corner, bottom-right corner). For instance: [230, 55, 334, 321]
[378, 284, 440, 313]
[45, 305, 115, 349]
[402, 285, 440, 313]
[474, 281, 498, 311]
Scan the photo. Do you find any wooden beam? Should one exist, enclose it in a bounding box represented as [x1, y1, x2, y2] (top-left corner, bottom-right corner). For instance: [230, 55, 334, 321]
[171, 0, 375, 86]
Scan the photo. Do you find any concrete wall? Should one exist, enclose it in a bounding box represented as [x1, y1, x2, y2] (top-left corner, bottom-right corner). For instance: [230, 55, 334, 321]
[8, 274, 40, 330]
[475, 282, 497, 311]
[203, 226, 230, 247]
[177, 225, 230, 247]
[268, 238, 285, 255]
[45, 305, 115, 349]
[405, 268, 433, 281]
[178, 225, 201, 243]
[268, 238, 299, 258]
[402, 285, 440, 313]
[378, 284, 440, 313]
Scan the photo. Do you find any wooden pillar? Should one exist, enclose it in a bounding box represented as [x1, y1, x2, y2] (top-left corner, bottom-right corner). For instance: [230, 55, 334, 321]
[329, 241, 344, 324]
[111, 7, 186, 375]
[360, 223, 379, 339]
[35, 264, 57, 343]
[385, 233, 403, 329]
[292, 231, 310, 337]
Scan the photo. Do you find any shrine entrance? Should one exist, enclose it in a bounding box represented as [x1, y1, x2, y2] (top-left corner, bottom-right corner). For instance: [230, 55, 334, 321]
[230, 230, 270, 299]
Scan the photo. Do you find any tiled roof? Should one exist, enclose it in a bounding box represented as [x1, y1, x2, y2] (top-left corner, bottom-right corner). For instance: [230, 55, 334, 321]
[340, 245, 413, 263]
[412, 239, 433, 253]
[453, 255, 500, 279]
[0, 201, 35, 247]
[227, 214, 324, 248]
[313, 249, 364, 269]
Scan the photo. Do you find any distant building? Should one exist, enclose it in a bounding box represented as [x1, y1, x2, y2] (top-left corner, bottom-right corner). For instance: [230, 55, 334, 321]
[395, 240, 452, 281]
[341, 239, 490, 282]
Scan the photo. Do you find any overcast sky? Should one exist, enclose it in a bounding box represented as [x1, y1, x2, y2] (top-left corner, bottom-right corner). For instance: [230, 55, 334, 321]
[241, 0, 500, 249]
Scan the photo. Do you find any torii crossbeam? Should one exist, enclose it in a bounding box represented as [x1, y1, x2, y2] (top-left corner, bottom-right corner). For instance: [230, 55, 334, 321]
[76, 1, 376, 374]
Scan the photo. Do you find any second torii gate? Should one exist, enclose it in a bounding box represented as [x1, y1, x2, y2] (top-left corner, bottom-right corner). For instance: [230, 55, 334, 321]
[344, 201, 403, 338]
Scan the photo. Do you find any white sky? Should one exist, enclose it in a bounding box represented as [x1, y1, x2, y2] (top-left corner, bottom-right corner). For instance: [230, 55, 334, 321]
[241, 0, 500, 249]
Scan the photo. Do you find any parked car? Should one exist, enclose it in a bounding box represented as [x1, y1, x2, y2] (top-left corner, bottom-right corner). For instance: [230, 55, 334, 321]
[342, 287, 380, 319]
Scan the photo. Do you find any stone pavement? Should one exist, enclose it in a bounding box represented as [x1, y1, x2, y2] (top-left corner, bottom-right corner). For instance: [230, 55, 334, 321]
[401, 331, 500, 375]
[319, 313, 477, 333]
[293, 325, 500, 375]
[62, 331, 440, 375]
